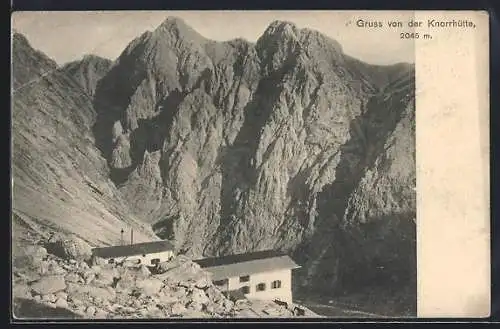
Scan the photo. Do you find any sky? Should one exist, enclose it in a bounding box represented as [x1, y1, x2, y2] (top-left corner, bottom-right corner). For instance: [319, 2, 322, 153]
[12, 11, 415, 66]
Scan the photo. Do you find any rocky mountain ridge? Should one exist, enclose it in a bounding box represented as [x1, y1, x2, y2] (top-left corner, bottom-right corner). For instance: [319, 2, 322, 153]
[12, 17, 416, 315]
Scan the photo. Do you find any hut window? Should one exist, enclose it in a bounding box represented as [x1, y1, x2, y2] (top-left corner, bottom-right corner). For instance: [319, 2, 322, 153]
[256, 283, 266, 292]
[239, 275, 250, 282]
[271, 280, 282, 289]
[241, 286, 250, 294]
[213, 279, 227, 286]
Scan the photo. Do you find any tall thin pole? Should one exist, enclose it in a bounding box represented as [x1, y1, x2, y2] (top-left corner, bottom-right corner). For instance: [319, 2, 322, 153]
[120, 229, 124, 246]
[131, 228, 134, 245]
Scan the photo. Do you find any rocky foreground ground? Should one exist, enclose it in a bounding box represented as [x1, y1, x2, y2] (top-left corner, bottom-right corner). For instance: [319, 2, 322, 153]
[12, 235, 318, 319]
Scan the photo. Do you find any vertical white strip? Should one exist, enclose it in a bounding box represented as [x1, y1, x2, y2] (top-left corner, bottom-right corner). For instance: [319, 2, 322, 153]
[415, 11, 490, 317]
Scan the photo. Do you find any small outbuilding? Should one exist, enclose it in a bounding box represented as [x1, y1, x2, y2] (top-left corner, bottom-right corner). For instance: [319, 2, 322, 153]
[91, 240, 175, 266]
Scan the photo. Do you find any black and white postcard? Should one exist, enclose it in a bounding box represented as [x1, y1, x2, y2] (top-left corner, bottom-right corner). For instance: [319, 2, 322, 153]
[11, 10, 490, 320]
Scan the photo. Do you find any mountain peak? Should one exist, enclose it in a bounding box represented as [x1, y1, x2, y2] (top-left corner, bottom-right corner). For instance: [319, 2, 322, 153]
[154, 16, 206, 43]
[12, 31, 30, 46]
[159, 16, 190, 29]
[82, 53, 101, 59]
[81, 53, 112, 63]
[263, 20, 300, 38]
[61, 54, 113, 96]
[62, 54, 112, 71]
[269, 20, 298, 28]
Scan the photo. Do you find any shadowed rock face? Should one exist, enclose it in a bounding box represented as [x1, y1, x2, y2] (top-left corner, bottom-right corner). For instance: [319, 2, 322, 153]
[12, 17, 416, 312]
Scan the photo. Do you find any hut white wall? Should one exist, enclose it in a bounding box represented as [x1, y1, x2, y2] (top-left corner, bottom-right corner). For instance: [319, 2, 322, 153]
[101, 250, 174, 265]
[221, 269, 293, 303]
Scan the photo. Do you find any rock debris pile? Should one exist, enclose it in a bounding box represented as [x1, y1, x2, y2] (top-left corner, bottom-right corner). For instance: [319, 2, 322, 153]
[12, 238, 318, 319]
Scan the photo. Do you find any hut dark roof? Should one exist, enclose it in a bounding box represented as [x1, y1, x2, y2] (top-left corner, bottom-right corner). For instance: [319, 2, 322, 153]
[91, 240, 174, 258]
[193, 250, 300, 281]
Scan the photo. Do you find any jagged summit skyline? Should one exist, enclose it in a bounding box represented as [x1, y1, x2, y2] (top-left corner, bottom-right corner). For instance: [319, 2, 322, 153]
[12, 11, 415, 66]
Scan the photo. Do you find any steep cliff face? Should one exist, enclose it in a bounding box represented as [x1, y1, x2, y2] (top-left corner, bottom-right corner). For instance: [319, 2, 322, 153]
[341, 92, 416, 292]
[91, 16, 416, 303]
[300, 74, 416, 304]
[12, 34, 157, 246]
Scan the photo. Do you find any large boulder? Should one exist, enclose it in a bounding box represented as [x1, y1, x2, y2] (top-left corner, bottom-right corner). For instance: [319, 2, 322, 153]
[113, 272, 136, 294]
[158, 285, 187, 304]
[13, 245, 48, 270]
[93, 266, 119, 287]
[64, 272, 82, 283]
[186, 301, 204, 312]
[25, 245, 48, 262]
[135, 277, 164, 296]
[65, 282, 116, 303]
[55, 297, 69, 309]
[94, 309, 109, 319]
[154, 256, 191, 274]
[154, 257, 212, 289]
[38, 259, 66, 276]
[169, 302, 187, 316]
[13, 283, 32, 299]
[45, 234, 92, 261]
[205, 285, 225, 303]
[13, 270, 41, 284]
[30, 275, 67, 295]
[188, 288, 210, 306]
[80, 269, 96, 284]
[85, 305, 97, 317]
